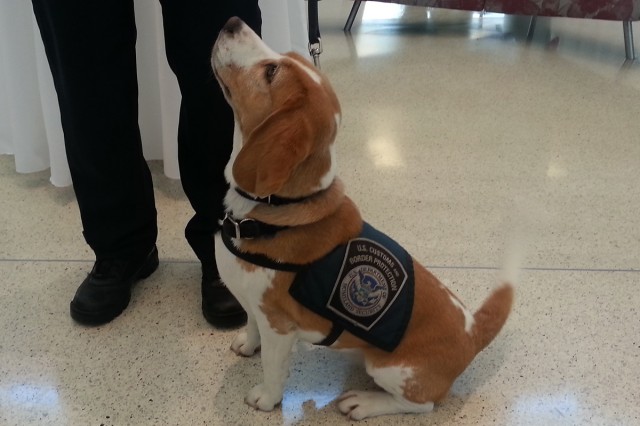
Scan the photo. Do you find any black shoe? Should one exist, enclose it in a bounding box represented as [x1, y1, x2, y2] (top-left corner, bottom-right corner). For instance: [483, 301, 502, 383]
[70, 246, 159, 325]
[202, 276, 247, 329]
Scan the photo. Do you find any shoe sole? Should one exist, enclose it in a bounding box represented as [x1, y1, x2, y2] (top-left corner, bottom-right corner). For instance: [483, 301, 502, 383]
[70, 247, 159, 325]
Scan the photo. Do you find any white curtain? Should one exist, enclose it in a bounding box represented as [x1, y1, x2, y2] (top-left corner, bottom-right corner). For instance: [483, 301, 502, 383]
[0, 0, 308, 187]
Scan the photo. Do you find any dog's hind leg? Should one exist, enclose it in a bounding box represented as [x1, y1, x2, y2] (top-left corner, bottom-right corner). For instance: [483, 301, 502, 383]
[244, 318, 297, 411]
[337, 362, 434, 420]
[337, 390, 434, 420]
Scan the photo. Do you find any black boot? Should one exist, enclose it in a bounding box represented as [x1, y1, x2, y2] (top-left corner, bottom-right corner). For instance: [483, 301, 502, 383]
[185, 225, 246, 329]
[70, 246, 159, 325]
[201, 264, 247, 329]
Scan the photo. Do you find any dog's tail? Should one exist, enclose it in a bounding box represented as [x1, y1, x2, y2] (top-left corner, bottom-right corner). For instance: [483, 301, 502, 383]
[472, 227, 529, 353]
[470, 283, 514, 353]
[470, 232, 522, 353]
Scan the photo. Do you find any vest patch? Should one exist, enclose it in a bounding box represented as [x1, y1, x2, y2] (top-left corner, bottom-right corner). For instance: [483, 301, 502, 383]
[289, 222, 414, 352]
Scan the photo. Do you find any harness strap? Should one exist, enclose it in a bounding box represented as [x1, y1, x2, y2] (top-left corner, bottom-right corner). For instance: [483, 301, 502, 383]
[222, 214, 288, 239]
[220, 232, 347, 345]
[221, 231, 304, 273]
[317, 324, 344, 347]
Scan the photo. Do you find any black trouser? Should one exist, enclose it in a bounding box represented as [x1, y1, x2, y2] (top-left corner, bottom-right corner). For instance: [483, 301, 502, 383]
[31, 1, 261, 267]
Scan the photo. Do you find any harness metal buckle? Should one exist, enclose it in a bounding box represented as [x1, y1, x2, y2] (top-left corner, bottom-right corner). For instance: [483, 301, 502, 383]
[224, 214, 256, 240]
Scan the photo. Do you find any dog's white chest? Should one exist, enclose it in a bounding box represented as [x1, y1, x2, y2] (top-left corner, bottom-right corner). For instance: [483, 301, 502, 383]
[214, 233, 275, 305]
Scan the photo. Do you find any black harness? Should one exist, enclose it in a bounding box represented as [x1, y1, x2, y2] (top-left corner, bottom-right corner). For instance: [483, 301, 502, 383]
[220, 188, 314, 272]
[221, 188, 414, 351]
[220, 217, 303, 273]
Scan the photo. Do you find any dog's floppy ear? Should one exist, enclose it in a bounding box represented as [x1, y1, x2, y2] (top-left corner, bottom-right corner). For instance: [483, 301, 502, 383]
[233, 104, 313, 197]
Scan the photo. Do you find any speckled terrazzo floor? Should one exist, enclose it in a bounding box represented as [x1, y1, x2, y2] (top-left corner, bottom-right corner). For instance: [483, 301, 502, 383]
[2, 2, 639, 425]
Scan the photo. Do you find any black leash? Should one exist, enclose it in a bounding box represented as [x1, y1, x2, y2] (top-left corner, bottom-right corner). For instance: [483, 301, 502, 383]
[307, 0, 322, 68]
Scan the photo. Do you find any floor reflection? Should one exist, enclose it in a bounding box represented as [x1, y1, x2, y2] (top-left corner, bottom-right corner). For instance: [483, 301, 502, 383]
[2, 384, 61, 411]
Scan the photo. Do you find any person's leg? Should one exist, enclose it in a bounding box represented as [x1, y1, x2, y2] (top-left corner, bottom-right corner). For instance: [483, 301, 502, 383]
[159, 0, 260, 327]
[32, 0, 158, 324]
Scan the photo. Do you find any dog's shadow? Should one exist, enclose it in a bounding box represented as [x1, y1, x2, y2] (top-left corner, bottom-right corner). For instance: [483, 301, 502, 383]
[212, 334, 511, 424]
[212, 343, 370, 424]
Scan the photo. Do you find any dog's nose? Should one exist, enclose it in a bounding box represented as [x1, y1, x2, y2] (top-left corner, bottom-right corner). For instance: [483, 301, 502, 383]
[222, 17, 243, 34]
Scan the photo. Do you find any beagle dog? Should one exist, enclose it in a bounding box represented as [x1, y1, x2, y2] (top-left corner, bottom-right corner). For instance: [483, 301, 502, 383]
[211, 17, 514, 420]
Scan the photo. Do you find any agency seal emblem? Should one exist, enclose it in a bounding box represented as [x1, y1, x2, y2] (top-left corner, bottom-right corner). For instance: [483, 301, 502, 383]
[327, 237, 408, 331]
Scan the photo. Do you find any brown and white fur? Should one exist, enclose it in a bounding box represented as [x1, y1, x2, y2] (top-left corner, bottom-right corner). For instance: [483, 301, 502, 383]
[211, 17, 514, 420]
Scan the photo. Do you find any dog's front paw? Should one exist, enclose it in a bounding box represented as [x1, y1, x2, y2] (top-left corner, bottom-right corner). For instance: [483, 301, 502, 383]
[231, 331, 260, 357]
[245, 383, 282, 411]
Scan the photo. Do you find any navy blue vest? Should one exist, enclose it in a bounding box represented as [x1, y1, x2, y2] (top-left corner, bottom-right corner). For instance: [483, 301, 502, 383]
[289, 222, 414, 352]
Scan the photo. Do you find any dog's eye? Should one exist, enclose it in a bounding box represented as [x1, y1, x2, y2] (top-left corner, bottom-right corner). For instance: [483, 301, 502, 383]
[265, 64, 278, 83]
